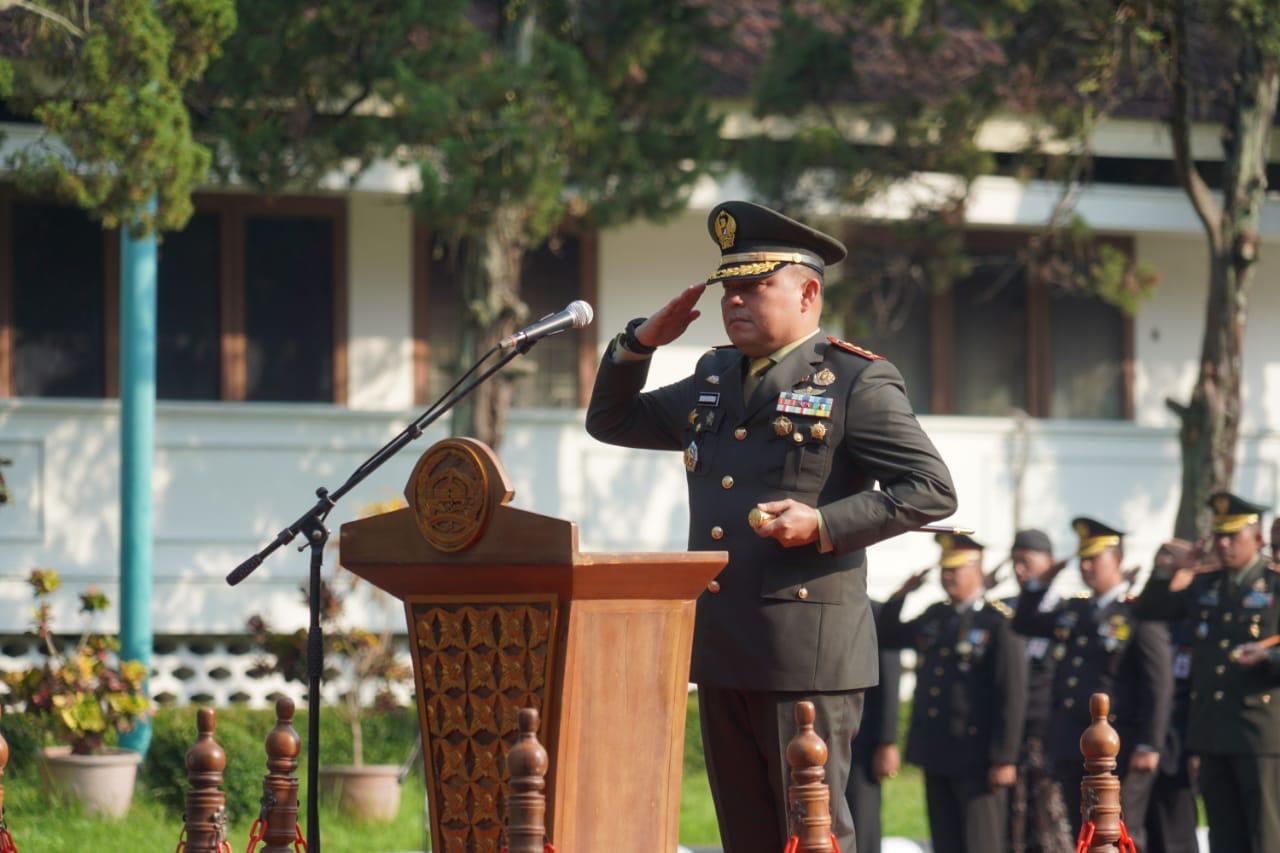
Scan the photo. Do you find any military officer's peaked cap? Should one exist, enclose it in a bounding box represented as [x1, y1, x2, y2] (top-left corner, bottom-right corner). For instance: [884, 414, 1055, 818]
[1071, 516, 1124, 558]
[1207, 491, 1269, 534]
[1012, 528, 1053, 555]
[705, 200, 847, 284]
[936, 532, 984, 569]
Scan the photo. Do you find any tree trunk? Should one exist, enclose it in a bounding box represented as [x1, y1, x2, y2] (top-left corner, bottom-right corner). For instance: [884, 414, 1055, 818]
[1167, 39, 1279, 539]
[451, 207, 528, 449]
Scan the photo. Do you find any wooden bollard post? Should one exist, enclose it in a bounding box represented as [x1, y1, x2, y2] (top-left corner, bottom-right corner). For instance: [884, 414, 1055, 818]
[1079, 693, 1122, 852]
[786, 701, 834, 853]
[505, 707, 549, 853]
[0, 706, 15, 852]
[185, 708, 230, 852]
[259, 697, 302, 853]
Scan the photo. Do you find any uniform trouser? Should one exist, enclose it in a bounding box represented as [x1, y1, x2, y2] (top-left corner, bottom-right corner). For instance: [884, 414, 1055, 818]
[1054, 760, 1155, 851]
[1200, 753, 1280, 853]
[697, 685, 864, 853]
[844, 751, 882, 853]
[923, 771, 1008, 853]
[1144, 770, 1199, 853]
[1009, 735, 1071, 853]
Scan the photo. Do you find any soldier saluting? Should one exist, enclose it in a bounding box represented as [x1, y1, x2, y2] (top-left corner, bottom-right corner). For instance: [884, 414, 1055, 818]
[1134, 492, 1280, 852]
[878, 534, 1026, 853]
[1012, 517, 1172, 850]
[586, 201, 957, 852]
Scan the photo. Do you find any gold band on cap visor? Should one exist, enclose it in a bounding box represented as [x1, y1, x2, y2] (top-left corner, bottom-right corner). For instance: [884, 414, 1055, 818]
[940, 553, 976, 569]
[1211, 513, 1260, 534]
[706, 260, 786, 281]
[1077, 535, 1121, 557]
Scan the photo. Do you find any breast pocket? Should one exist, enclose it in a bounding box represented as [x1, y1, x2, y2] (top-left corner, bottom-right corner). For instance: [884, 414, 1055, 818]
[684, 407, 723, 475]
[762, 417, 831, 491]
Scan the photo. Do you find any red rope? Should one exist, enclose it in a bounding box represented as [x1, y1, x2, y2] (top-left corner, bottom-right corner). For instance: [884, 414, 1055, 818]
[830, 833, 841, 853]
[782, 837, 799, 853]
[293, 824, 308, 852]
[245, 819, 265, 853]
[0, 827, 16, 853]
[1116, 820, 1137, 853]
[1075, 820, 1096, 853]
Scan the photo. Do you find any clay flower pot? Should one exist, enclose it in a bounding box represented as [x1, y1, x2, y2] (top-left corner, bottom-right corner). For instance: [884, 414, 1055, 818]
[317, 764, 403, 822]
[40, 745, 142, 818]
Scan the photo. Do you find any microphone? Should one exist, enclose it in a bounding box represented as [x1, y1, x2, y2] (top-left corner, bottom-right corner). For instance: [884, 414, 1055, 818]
[498, 300, 594, 351]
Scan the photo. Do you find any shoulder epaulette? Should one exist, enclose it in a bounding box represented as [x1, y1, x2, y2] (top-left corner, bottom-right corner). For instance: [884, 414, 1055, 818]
[988, 598, 1014, 619]
[827, 336, 885, 361]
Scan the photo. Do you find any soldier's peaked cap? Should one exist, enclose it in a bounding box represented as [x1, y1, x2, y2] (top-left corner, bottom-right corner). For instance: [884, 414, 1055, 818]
[706, 201, 847, 284]
[936, 532, 984, 569]
[1071, 516, 1124, 558]
[1207, 491, 1269, 534]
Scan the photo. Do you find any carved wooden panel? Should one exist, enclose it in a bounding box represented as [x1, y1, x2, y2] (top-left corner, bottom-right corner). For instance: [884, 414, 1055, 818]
[411, 599, 557, 853]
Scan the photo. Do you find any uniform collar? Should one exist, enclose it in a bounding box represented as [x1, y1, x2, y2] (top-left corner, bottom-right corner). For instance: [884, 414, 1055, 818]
[763, 328, 822, 363]
[1230, 555, 1267, 590]
[743, 329, 826, 419]
[1092, 582, 1125, 610]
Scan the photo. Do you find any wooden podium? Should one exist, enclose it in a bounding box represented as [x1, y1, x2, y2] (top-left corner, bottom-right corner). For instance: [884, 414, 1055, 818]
[339, 438, 726, 853]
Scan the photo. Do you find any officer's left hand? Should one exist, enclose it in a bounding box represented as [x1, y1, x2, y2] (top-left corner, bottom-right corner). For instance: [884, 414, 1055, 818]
[987, 763, 1016, 790]
[753, 500, 819, 547]
[1232, 642, 1269, 667]
[1129, 750, 1160, 773]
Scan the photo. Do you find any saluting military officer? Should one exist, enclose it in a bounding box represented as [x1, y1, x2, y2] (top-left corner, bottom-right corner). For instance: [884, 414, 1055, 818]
[1004, 529, 1071, 853]
[878, 535, 1027, 853]
[1134, 492, 1280, 853]
[585, 200, 958, 853]
[1012, 518, 1172, 851]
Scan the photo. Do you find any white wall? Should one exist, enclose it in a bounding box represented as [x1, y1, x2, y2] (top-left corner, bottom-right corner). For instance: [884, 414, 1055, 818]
[346, 193, 414, 411]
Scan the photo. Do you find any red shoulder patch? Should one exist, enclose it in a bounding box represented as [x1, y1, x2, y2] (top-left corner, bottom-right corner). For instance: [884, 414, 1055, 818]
[827, 336, 885, 361]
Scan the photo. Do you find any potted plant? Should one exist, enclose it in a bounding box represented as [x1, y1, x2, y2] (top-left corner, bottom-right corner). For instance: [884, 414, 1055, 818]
[248, 569, 412, 822]
[2, 569, 150, 818]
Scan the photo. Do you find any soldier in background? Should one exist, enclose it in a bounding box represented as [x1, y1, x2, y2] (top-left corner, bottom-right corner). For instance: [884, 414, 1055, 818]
[845, 600, 902, 853]
[1143, 611, 1199, 853]
[1135, 492, 1280, 852]
[1003, 530, 1071, 853]
[1013, 518, 1171, 851]
[879, 534, 1026, 853]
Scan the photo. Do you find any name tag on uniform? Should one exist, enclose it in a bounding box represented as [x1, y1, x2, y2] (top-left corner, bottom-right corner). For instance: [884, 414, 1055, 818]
[1174, 651, 1192, 679]
[1244, 591, 1273, 609]
[776, 391, 833, 418]
[698, 392, 720, 407]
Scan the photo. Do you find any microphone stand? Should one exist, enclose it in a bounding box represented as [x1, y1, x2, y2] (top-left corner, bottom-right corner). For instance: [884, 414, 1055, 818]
[226, 337, 539, 852]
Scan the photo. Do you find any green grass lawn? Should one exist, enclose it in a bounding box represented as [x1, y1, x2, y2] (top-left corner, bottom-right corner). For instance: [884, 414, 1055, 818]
[1, 695, 930, 851]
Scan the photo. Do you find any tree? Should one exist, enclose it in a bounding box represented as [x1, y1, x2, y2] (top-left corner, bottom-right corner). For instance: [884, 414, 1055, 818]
[190, 0, 725, 448]
[740, 0, 1275, 539]
[0, 0, 236, 234]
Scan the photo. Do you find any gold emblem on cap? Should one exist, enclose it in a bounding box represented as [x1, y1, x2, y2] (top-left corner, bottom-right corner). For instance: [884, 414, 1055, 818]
[772, 416, 794, 437]
[1214, 495, 1231, 514]
[810, 422, 828, 441]
[1074, 520, 1089, 538]
[715, 209, 737, 250]
[813, 368, 836, 386]
[938, 534, 954, 549]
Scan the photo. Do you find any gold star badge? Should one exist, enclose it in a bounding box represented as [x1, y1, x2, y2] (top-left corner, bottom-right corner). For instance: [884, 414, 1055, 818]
[772, 416, 794, 437]
[810, 422, 828, 441]
[813, 368, 836, 386]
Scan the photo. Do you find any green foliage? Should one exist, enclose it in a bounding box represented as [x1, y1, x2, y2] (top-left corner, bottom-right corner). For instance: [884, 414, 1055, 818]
[3, 0, 236, 234]
[247, 571, 412, 767]
[1, 570, 150, 755]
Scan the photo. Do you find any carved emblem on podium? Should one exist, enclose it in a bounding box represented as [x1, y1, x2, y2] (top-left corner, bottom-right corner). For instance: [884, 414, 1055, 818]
[409, 440, 493, 552]
[413, 600, 557, 853]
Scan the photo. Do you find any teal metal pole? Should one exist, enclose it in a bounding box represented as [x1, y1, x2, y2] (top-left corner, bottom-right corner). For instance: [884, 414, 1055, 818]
[118, 206, 157, 755]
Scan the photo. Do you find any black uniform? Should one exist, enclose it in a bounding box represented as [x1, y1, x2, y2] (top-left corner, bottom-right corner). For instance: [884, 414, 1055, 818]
[846, 600, 902, 853]
[1004, 594, 1070, 853]
[586, 200, 957, 853]
[1013, 587, 1172, 849]
[878, 596, 1026, 853]
[1143, 617, 1199, 853]
[1135, 554, 1280, 852]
